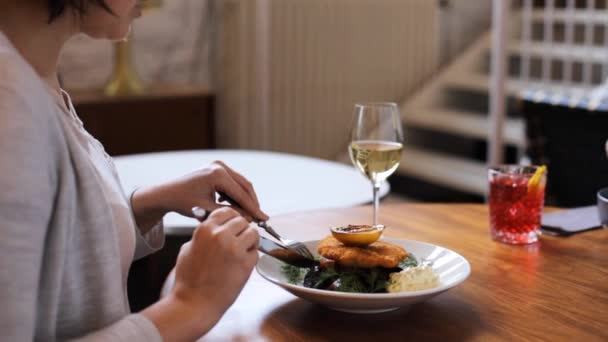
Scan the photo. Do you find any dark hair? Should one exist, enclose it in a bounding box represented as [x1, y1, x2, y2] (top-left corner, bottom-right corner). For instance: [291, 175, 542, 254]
[47, 0, 113, 23]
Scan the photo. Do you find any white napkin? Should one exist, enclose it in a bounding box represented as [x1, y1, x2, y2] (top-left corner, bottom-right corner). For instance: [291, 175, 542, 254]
[542, 206, 602, 234]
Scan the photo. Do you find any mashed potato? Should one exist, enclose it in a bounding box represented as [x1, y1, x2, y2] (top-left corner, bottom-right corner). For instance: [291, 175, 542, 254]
[387, 265, 439, 292]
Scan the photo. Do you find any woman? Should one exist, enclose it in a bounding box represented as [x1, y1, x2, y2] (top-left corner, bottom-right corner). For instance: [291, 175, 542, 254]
[0, 0, 268, 340]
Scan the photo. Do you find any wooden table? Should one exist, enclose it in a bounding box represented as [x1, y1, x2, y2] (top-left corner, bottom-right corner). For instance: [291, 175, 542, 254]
[198, 204, 607, 341]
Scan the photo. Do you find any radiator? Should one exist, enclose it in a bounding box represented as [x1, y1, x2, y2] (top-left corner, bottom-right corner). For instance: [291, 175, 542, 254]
[213, 0, 439, 160]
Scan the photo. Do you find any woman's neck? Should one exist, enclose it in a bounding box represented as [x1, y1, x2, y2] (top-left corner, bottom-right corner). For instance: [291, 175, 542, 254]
[0, 1, 76, 93]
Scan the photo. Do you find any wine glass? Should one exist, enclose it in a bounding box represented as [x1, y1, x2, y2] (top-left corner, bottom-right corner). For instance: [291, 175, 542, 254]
[349, 102, 404, 226]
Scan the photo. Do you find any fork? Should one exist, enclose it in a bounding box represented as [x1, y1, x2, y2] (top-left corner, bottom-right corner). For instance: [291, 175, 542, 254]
[254, 220, 315, 260]
[192, 207, 317, 266]
[217, 191, 315, 260]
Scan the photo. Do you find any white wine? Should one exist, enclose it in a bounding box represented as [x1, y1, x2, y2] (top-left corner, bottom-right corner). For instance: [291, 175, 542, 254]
[349, 140, 403, 184]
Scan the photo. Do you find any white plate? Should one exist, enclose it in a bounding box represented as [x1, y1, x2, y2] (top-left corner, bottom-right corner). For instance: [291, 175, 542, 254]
[256, 238, 471, 314]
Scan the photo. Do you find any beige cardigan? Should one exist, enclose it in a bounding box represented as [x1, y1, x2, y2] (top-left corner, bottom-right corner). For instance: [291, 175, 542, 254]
[0, 33, 164, 341]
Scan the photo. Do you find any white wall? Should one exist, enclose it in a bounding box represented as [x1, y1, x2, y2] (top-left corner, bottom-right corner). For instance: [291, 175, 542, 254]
[213, 0, 440, 159]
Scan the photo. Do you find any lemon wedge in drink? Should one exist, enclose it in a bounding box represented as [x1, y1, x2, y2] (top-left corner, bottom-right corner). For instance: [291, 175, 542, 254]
[527, 165, 547, 194]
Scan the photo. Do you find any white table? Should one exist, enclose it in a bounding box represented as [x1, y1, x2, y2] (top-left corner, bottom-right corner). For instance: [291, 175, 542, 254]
[114, 150, 389, 234]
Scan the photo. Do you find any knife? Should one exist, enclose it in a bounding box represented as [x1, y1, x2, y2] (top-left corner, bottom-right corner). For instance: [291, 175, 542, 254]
[191, 207, 317, 268]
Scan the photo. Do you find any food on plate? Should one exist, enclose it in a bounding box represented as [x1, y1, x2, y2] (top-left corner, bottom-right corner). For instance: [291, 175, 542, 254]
[281, 235, 439, 294]
[269, 248, 310, 265]
[387, 264, 439, 293]
[318, 236, 406, 268]
[330, 224, 384, 246]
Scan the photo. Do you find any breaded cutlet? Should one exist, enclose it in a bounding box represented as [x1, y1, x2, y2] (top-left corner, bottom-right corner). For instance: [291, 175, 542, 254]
[317, 236, 408, 268]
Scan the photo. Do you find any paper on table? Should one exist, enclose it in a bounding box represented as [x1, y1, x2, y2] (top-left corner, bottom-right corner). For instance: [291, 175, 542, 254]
[541, 206, 602, 234]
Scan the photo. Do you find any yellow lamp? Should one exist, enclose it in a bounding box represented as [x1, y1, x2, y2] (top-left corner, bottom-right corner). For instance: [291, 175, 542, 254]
[104, 0, 163, 96]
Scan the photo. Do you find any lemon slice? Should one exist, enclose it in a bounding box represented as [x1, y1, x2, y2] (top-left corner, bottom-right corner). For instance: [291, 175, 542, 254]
[527, 165, 547, 193]
[331, 224, 384, 247]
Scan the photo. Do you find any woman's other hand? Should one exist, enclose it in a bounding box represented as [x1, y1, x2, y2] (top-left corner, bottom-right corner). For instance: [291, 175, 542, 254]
[142, 207, 259, 340]
[165, 160, 268, 221]
[131, 161, 268, 232]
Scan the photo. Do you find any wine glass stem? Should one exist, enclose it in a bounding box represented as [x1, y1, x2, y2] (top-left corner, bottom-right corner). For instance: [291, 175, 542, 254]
[372, 182, 381, 226]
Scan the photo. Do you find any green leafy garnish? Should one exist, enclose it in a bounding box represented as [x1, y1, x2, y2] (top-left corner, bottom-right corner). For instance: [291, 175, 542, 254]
[280, 254, 418, 293]
[370, 268, 389, 292]
[337, 272, 367, 293]
[302, 264, 339, 289]
[399, 254, 418, 268]
[312, 266, 339, 288]
[332, 267, 393, 293]
[281, 264, 306, 284]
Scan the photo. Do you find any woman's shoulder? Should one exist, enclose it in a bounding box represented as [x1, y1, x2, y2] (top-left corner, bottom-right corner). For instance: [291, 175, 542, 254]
[0, 50, 63, 155]
[0, 50, 57, 124]
[0, 45, 37, 91]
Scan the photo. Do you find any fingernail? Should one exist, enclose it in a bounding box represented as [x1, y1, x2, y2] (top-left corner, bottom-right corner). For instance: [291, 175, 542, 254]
[192, 206, 210, 221]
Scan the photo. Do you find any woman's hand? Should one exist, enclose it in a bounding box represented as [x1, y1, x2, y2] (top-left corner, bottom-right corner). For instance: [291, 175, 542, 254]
[164, 160, 268, 220]
[142, 207, 259, 341]
[131, 161, 268, 232]
[173, 208, 259, 312]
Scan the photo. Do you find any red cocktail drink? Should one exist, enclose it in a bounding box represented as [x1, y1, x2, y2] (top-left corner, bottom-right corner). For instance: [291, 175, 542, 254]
[488, 166, 546, 244]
